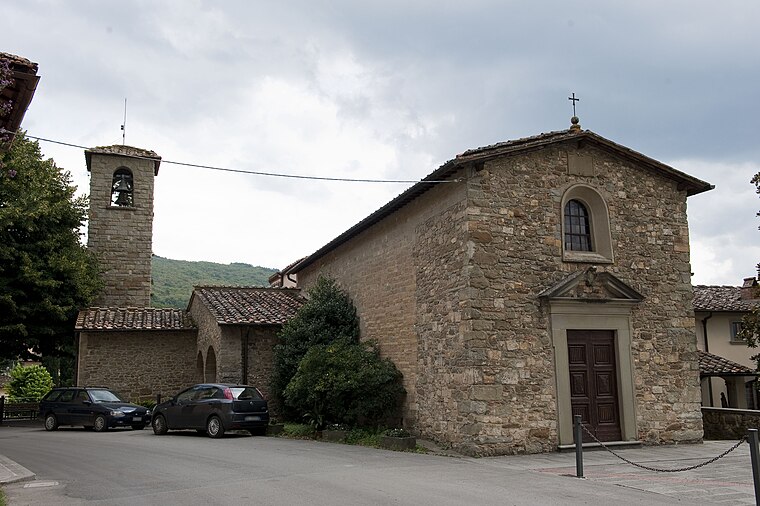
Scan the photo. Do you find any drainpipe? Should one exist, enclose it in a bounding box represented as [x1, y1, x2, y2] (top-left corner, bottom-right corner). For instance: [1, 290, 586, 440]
[702, 312, 714, 406]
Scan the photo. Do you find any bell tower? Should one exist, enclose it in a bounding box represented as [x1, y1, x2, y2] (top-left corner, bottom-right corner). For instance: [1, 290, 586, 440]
[85, 145, 161, 307]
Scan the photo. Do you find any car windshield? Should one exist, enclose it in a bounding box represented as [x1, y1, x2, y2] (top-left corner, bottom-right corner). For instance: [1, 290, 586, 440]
[88, 390, 124, 402]
[230, 387, 262, 400]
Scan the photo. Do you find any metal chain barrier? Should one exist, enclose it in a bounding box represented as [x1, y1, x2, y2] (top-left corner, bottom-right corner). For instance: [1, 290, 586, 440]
[580, 422, 747, 473]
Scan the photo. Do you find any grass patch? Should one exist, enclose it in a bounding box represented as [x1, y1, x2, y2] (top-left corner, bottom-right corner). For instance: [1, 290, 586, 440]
[276, 424, 428, 453]
[0, 486, 6, 506]
[282, 423, 316, 439]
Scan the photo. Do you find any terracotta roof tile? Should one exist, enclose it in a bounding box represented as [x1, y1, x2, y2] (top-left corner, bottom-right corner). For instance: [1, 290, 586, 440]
[698, 350, 757, 376]
[75, 308, 195, 331]
[693, 285, 760, 312]
[193, 286, 304, 325]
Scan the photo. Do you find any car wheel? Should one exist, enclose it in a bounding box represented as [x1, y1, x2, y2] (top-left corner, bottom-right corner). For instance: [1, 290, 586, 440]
[132, 424, 146, 430]
[206, 416, 225, 439]
[152, 414, 168, 435]
[44, 413, 58, 431]
[93, 414, 108, 432]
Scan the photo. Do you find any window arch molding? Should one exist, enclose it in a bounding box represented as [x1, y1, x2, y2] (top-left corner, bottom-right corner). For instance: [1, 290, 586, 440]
[560, 184, 614, 263]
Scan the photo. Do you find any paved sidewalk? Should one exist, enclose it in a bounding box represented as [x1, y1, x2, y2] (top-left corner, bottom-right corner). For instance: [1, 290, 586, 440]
[0, 454, 35, 485]
[480, 440, 757, 505]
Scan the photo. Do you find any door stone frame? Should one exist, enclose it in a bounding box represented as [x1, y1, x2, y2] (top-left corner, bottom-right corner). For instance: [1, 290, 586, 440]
[547, 300, 639, 446]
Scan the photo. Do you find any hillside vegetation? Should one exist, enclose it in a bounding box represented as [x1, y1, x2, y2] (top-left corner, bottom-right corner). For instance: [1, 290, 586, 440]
[151, 255, 278, 308]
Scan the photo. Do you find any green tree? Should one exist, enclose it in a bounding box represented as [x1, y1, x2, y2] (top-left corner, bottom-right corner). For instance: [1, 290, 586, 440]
[283, 340, 405, 427]
[8, 364, 54, 401]
[271, 276, 360, 410]
[0, 133, 101, 370]
[739, 171, 760, 365]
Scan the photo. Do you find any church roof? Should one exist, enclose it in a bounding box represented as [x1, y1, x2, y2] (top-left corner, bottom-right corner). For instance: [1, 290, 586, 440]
[693, 285, 760, 312]
[75, 307, 195, 331]
[190, 286, 304, 325]
[285, 126, 713, 276]
[698, 350, 757, 377]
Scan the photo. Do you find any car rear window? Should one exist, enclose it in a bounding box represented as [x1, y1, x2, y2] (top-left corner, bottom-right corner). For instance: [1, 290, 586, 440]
[58, 390, 76, 402]
[230, 387, 263, 400]
[43, 390, 63, 402]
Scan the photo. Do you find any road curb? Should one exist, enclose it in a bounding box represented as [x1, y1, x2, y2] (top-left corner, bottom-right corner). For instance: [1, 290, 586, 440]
[0, 454, 35, 484]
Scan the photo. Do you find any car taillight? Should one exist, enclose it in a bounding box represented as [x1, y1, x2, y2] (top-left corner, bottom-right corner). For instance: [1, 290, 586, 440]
[222, 388, 234, 400]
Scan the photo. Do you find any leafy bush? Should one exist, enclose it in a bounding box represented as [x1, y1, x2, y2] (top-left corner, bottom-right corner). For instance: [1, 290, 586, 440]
[272, 276, 360, 409]
[283, 340, 405, 427]
[7, 364, 53, 401]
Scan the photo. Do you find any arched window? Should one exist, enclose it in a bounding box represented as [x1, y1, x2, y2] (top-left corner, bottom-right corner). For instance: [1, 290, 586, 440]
[111, 168, 133, 207]
[561, 184, 613, 263]
[564, 199, 592, 251]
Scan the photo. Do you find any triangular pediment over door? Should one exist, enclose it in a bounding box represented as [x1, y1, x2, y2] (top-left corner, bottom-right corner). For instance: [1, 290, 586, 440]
[539, 266, 643, 447]
[538, 266, 644, 304]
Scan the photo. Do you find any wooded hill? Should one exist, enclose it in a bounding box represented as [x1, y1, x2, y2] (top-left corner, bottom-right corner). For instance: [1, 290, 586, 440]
[151, 255, 278, 308]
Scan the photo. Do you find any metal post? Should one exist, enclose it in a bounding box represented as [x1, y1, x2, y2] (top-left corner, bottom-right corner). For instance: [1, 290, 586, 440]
[748, 429, 760, 506]
[574, 414, 584, 478]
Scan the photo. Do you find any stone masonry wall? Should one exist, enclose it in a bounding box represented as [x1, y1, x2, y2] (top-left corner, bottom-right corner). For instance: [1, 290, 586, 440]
[188, 297, 222, 382]
[297, 178, 468, 427]
[245, 327, 278, 398]
[77, 330, 197, 403]
[702, 407, 760, 440]
[413, 198, 469, 447]
[87, 153, 155, 307]
[219, 327, 243, 383]
[461, 143, 702, 454]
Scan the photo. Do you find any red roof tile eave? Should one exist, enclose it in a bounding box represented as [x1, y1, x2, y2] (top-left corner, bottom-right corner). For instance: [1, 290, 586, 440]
[76, 327, 196, 332]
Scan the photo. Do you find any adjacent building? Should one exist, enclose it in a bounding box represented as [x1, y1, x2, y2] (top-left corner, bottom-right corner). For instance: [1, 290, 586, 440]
[694, 278, 760, 409]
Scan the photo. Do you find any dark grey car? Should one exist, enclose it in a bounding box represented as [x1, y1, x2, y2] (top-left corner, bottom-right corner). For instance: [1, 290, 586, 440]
[151, 383, 269, 438]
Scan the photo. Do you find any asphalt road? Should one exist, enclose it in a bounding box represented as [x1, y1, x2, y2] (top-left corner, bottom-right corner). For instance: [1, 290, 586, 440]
[1, 425, 690, 505]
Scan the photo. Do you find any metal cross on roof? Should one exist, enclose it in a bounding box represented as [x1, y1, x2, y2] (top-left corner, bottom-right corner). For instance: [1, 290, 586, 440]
[568, 93, 580, 117]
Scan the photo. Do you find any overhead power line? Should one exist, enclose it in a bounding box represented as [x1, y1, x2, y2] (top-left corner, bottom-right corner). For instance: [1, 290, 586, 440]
[20, 132, 460, 185]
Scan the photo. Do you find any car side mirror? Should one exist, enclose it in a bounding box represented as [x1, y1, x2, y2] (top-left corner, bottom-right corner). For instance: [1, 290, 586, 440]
[83, 400, 91, 405]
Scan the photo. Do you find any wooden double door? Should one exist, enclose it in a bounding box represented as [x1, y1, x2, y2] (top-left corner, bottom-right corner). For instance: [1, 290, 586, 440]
[568, 330, 622, 442]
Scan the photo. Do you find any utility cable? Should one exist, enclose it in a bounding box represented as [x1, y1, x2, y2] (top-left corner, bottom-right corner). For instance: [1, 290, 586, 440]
[18, 132, 460, 184]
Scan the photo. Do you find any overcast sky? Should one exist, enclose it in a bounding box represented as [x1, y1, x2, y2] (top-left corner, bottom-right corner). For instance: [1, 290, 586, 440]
[3, 1, 759, 286]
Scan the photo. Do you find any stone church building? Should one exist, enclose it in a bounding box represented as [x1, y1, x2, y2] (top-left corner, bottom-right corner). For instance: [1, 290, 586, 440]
[279, 120, 713, 455]
[76, 120, 713, 456]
